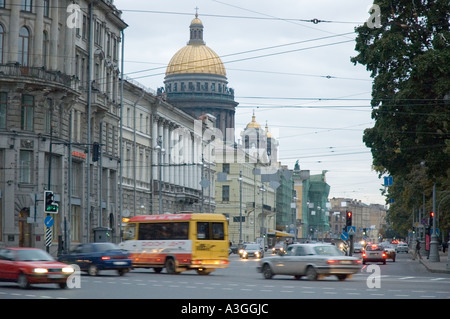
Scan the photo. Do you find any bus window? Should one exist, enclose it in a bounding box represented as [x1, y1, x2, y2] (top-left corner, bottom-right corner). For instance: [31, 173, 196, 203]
[197, 222, 224, 240]
[212, 223, 224, 240]
[197, 222, 209, 239]
[138, 222, 189, 240]
[123, 223, 136, 240]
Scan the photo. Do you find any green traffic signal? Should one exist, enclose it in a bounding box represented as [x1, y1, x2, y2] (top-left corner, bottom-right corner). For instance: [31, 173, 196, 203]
[44, 190, 58, 213]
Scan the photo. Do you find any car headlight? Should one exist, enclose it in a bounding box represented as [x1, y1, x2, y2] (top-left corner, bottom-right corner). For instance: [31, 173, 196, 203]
[33, 268, 48, 274]
[62, 266, 75, 274]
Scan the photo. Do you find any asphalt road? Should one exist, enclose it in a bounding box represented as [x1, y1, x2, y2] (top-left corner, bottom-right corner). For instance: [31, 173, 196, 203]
[0, 252, 449, 300]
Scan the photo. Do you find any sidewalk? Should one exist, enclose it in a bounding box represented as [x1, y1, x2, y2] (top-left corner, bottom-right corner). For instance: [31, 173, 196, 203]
[413, 250, 450, 274]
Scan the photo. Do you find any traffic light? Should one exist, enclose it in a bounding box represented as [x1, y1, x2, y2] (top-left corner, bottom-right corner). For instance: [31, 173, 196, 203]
[346, 211, 353, 227]
[429, 212, 434, 226]
[92, 142, 100, 162]
[44, 190, 58, 213]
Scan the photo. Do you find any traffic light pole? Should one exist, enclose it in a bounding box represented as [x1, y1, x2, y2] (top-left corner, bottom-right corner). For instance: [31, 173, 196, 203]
[429, 184, 440, 262]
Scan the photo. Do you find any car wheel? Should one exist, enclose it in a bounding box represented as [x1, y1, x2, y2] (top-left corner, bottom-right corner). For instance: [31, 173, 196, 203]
[305, 266, 317, 281]
[117, 269, 128, 276]
[337, 274, 347, 281]
[17, 273, 30, 289]
[262, 264, 273, 279]
[165, 258, 179, 274]
[58, 282, 68, 289]
[88, 265, 99, 276]
[383, 260, 386, 265]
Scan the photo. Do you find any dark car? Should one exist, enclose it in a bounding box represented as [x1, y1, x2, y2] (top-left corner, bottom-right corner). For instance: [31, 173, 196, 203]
[58, 242, 131, 276]
[0, 247, 75, 289]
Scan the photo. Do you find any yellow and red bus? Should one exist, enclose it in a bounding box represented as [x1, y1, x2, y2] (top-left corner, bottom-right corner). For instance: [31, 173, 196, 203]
[119, 213, 229, 275]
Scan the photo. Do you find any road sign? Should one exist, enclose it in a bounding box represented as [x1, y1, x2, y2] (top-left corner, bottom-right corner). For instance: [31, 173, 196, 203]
[347, 226, 356, 234]
[341, 232, 349, 241]
[384, 176, 393, 186]
[431, 228, 440, 236]
[44, 215, 54, 228]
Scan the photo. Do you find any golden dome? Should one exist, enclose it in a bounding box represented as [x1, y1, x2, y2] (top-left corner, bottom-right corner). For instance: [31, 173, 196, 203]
[166, 14, 226, 77]
[166, 44, 226, 76]
[246, 112, 261, 129]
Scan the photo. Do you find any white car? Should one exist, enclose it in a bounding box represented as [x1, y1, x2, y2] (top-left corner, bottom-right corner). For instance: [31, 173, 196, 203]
[396, 243, 409, 253]
[257, 243, 362, 281]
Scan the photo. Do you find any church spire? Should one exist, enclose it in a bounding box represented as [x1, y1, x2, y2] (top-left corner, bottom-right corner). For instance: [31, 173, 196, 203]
[189, 10, 205, 45]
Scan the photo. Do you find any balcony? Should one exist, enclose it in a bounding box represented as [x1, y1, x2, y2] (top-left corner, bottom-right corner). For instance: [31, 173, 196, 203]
[0, 64, 75, 89]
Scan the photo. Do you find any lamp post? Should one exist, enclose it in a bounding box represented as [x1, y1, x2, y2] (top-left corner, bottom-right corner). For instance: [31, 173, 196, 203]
[156, 136, 165, 215]
[429, 184, 440, 262]
[239, 171, 243, 247]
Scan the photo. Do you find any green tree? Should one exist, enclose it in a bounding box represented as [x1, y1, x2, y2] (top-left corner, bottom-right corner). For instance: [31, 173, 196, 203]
[351, 0, 450, 236]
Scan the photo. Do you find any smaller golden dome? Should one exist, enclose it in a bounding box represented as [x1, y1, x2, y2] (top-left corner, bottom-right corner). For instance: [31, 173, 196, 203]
[246, 112, 261, 129]
[191, 17, 203, 25]
[265, 122, 273, 138]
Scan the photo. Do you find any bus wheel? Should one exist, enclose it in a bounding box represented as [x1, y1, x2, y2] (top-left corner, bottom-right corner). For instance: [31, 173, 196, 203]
[165, 258, 179, 274]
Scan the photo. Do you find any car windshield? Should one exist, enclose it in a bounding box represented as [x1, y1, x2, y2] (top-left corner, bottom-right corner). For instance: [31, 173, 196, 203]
[16, 249, 55, 261]
[244, 244, 260, 250]
[313, 245, 343, 256]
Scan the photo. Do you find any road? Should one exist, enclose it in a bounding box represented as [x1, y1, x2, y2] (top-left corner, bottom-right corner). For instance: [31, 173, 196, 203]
[0, 252, 449, 300]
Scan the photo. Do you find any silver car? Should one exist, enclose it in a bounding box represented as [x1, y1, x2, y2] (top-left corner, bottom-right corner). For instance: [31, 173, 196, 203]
[257, 244, 362, 281]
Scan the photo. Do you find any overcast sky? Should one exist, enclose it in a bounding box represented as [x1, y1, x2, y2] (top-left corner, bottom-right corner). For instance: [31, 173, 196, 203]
[114, 0, 386, 205]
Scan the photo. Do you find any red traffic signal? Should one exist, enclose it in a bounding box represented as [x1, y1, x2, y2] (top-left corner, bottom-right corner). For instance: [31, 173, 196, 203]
[346, 211, 352, 226]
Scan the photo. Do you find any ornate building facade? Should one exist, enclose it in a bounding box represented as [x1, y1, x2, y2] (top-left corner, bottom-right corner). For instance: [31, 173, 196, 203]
[0, 0, 126, 251]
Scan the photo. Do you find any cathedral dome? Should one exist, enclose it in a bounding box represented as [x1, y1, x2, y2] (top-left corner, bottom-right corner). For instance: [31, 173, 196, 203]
[166, 45, 226, 76]
[245, 113, 261, 129]
[165, 14, 226, 77]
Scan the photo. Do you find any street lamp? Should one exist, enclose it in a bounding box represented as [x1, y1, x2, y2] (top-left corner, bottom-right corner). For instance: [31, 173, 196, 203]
[239, 171, 243, 247]
[156, 136, 165, 215]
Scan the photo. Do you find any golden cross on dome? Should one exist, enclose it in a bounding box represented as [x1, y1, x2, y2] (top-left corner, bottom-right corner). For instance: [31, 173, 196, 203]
[195, 6, 199, 18]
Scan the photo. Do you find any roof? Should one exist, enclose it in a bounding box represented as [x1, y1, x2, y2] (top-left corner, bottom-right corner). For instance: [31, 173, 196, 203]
[128, 213, 226, 222]
[166, 44, 226, 76]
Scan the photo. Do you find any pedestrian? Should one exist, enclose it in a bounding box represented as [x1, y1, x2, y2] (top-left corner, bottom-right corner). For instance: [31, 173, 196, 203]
[443, 241, 447, 253]
[413, 240, 422, 260]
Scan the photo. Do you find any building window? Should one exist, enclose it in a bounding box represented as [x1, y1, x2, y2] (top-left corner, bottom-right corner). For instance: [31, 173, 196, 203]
[42, 31, 49, 68]
[21, 94, 34, 131]
[43, 0, 50, 17]
[222, 185, 230, 202]
[21, 0, 32, 12]
[19, 150, 33, 183]
[0, 92, 6, 129]
[19, 26, 30, 66]
[0, 24, 4, 64]
[0, 1, 5, 8]
[222, 163, 230, 174]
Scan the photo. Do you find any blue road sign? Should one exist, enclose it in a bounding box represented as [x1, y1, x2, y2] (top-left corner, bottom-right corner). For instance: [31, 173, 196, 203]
[384, 176, 393, 186]
[341, 232, 349, 241]
[44, 215, 54, 228]
[347, 226, 356, 233]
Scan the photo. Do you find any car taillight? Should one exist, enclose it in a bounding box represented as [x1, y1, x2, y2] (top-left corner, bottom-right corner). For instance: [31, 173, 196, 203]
[382, 253, 387, 258]
[101, 256, 111, 260]
[327, 260, 337, 264]
[362, 253, 366, 257]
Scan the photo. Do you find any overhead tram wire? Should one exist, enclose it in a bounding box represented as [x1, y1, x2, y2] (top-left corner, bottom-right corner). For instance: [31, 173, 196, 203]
[124, 31, 356, 78]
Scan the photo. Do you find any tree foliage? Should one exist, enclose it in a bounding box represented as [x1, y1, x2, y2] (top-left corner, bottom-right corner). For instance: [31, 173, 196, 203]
[351, 0, 450, 237]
